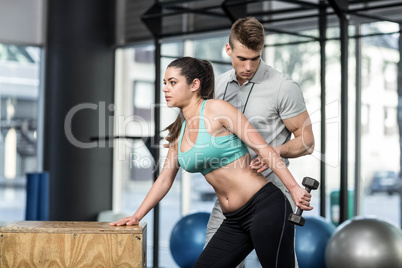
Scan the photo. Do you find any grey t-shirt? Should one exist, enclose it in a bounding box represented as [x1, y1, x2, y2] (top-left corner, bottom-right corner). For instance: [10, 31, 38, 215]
[215, 59, 306, 181]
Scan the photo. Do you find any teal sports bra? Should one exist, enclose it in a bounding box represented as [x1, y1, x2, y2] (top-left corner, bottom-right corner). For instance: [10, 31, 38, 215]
[178, 100, 249, 175]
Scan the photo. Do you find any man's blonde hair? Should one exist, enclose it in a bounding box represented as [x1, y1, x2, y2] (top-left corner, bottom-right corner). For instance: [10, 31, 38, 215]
[229, 17, 265, 51]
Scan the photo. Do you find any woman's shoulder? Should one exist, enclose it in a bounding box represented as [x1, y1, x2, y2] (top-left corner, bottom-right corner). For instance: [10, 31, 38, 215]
[206, 99, 235, 110]
[204, 99, 240, 125]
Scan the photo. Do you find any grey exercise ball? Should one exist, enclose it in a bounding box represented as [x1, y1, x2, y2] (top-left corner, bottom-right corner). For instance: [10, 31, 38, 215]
[325, 217, 402, 268]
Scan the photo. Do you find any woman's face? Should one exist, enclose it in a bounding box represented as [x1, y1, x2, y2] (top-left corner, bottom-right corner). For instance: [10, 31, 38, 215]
[163, 67, 192, 108]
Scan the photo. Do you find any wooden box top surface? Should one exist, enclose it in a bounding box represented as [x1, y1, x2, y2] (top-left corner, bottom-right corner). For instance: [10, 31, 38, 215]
[0, 221, 146, 234]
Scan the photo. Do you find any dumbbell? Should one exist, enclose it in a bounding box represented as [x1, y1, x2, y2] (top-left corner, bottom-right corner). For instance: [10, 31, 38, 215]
[288, 177, 319, 226]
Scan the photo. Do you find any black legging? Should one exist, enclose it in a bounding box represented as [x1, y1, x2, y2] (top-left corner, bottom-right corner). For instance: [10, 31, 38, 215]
[193, 182, 295, 268]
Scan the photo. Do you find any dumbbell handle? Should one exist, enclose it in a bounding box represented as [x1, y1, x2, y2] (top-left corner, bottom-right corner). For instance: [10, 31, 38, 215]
[293, 187, 312, 216]
[288, 177, 319, 226]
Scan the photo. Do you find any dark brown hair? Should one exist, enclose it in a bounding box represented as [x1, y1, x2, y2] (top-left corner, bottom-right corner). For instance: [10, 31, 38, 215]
[165, 57, 215, 144]
[229, 17, 265, 51]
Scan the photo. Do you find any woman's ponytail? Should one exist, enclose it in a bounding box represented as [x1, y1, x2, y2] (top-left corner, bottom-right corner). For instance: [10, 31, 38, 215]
[200, 60, 215, 100]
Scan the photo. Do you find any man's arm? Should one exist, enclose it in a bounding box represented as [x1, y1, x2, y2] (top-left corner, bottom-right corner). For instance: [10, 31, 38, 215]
[249, 110, 315, 172]
[277, 110, 315, 158]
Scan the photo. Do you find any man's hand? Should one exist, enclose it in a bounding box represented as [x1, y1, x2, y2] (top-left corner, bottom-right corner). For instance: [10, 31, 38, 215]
[163, 137, 170, 149]
[249, 147, 281, 173]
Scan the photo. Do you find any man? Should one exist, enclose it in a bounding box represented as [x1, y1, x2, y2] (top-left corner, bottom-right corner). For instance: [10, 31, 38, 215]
[206, 16, 315, 267]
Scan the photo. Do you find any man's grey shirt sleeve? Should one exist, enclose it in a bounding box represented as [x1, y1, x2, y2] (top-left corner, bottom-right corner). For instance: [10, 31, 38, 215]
[277, 78, 306, 120]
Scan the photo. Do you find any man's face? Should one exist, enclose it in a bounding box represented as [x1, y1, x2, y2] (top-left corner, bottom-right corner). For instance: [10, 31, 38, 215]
[226, 40, 262, 85]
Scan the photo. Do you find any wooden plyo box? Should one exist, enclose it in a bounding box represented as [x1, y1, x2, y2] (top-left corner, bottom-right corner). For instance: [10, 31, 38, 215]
[0, 221, 147, 268]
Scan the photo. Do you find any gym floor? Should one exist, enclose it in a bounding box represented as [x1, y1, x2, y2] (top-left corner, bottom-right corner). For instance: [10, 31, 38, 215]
[1, 183, 399, 267]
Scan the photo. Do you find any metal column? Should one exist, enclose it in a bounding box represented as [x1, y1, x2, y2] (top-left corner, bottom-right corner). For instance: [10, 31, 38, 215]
[398, 24, 402, 229]
[319, 0, 327, 218]
[339, 3, 350, 224]
[328, 0, 350, 223]
[153, 38, 161, 268]
[354, 24, 362, 216]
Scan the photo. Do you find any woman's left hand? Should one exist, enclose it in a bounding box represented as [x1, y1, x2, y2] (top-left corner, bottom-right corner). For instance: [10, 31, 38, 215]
[109, 215, 140, 226]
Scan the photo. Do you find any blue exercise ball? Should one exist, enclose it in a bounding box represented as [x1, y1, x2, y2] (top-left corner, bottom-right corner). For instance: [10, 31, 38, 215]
[295, 216, 336, 268]
[326, 217, 402, 268]
[170, 212, 211, 268]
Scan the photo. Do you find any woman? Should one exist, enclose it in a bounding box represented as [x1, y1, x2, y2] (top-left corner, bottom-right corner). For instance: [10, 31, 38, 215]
[110, 57, 312, 267]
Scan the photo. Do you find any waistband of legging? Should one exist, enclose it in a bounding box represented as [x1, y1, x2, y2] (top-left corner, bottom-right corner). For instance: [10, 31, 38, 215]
[223, 182, 278, 218]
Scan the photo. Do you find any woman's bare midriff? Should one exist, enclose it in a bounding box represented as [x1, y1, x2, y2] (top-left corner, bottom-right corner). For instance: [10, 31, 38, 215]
[204, 154, 269, 213]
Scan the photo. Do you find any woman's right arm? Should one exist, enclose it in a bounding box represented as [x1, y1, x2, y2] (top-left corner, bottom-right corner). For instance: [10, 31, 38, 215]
[110, 143, 181, 226]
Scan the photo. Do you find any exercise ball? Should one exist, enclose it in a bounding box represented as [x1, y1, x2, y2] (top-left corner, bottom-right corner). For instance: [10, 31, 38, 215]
[326, 217, 402, 268]
[170, 212, 210, 268]
[295, 216, 336, 268]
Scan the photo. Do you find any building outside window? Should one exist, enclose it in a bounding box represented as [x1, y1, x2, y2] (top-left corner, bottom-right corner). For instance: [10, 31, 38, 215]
[0, 44, 42, 222]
